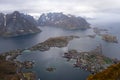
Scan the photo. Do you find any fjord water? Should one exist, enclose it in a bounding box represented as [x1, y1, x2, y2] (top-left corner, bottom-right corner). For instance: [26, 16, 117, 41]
[1, 15, 120, 80]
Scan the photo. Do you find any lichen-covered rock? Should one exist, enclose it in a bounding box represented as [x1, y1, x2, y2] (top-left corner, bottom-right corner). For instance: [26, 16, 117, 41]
[87, 62, 120, 80]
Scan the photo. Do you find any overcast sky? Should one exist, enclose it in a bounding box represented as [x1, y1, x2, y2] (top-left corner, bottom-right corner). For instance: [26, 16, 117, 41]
[0, 0, 120, 18]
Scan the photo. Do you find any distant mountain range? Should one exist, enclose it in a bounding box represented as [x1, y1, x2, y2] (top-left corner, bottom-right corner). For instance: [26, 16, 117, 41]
[38, 12, 90, 30]
[0, 11, 90, 37]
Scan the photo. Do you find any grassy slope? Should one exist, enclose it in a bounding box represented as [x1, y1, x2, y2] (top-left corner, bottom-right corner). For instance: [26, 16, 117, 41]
[87, 63, 120, 80]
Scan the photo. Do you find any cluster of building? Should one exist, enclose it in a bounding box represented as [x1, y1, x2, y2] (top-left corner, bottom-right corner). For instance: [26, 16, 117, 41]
[63, 45, 119, 74]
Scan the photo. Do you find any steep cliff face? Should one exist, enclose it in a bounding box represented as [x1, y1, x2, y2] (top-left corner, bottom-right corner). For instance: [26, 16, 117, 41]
[0, 11, 41, 37]
[38, 13, 90, 30]
[20, 13, 38, 26]
[0, 13, 5, 34]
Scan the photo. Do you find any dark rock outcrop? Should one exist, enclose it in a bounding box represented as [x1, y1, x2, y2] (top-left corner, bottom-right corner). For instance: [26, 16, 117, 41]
[38, 12, 90, 30]
[0, 13, 5, 34]
[21, 13, 38, 26]
[0, 11, 41, 37]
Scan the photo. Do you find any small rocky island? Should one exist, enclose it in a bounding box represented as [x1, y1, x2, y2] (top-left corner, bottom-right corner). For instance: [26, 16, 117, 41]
[0, 11, 41, 37]
[101, 34, 118, 43]
[93, 27, 108, 35]
[38, 12, 90, 30]
[93, 27, 118, 43]
[46, 67, 56, 72]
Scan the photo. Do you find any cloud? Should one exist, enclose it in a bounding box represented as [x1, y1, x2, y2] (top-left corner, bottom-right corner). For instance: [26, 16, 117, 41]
[0, 0, 120, 17]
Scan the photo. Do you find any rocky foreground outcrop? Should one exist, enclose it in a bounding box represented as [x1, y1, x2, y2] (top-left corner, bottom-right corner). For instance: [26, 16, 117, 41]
[87, 62, 120, 80]
[0, 11, 41, 37]
[0, 54, 36, 80]
[38, 13, 90, 30]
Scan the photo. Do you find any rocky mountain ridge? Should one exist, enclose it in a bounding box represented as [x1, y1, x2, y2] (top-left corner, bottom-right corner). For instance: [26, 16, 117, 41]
[38, 12, 90, 30]
[0, 11, 41, 37]
[0, 11, 90, 37]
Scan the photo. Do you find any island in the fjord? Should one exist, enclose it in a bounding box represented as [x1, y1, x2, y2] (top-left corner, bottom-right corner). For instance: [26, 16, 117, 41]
[0, 11, 41, 37]
[93, 27, 118, 43]
[38, 12, 90, 30]
[28, 35, 79, 51]
[46, 67, 56, 72]
[101, 34, 118, 43]
[63, 45, 119, 74]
